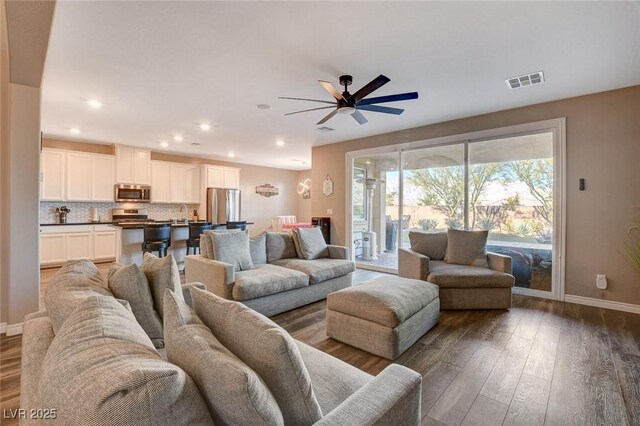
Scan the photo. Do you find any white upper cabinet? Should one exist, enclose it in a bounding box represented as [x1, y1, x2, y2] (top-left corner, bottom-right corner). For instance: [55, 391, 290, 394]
[150, 161, 171, 203]
[91, 155, 116, 201]
[41, 148, 115, 202]
[66, 152, 93, 201]
[186, 166, 200, 204]
[115, 145, 150, 184]
[41, 149, 66, 201]
[204, 165, 240, 189]
[170, 164, 188, 203]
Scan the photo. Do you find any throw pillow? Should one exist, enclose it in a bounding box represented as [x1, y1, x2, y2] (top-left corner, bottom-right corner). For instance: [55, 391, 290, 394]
[44, 259, 113, 333]
[142, 252, 183, 318]
[190, 287, 323, 425]
[444, 228, 489, 267]
[210, 231, 254, 272]
[199, 233, 211, 258]
[409, 231, 448, 260]
[250, 232, 268, 264]
[108, 263, 164, 348]
[41, 295, 213, 425]
[266, 232, 298, 263]
[201, 228, 242, 259]
[293, 227, 329, 260]
[163, 290, 284, 425]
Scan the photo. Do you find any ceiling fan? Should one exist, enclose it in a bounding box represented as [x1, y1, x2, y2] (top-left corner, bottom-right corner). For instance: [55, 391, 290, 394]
[279, 74, 418, 126]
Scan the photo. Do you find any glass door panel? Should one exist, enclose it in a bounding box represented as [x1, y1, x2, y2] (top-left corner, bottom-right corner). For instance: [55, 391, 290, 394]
[468, 132, 554, 291]
[351, 152, 399, 271]
[401, 144, 466, 250]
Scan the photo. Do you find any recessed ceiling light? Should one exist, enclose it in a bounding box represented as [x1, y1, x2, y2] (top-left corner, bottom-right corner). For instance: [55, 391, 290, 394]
[199, 123, 211, 131]
[256, 104, 271, 110]
[160, 141, 169, 148]
[276, 140, 285, 147]
[87, 99, 102, 109]
[173, 135, 183, 142]
[228, 152, 235, 158]
[365, 161, 372, 164]
[70, 127, 80, 135]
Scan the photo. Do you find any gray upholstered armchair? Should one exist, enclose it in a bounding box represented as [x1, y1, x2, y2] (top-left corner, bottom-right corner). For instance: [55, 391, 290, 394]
[399, 229, 515, 309]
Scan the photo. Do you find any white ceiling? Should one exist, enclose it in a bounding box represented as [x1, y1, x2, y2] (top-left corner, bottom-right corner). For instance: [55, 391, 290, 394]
[42, 1, 640, 170]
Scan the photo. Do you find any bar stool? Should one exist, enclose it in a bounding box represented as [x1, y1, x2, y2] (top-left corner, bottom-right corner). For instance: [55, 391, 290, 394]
[186, 223, 212, 255]
[142, 223, 171, 257]
[226, 221, 247, 231]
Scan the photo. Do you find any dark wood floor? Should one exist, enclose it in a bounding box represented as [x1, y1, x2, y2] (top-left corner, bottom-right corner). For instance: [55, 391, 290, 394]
[1, 267, 639, 426]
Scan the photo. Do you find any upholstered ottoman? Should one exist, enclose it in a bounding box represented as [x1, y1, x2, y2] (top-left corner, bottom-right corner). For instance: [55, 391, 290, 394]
[326, 276, 439, 360]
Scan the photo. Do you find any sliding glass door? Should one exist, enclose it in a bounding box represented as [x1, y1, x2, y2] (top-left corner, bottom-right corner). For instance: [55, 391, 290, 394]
[348, 120, 564, 298]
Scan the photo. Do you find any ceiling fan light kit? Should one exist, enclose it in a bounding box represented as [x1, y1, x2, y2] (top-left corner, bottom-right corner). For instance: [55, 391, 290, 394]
[279, 74, 418, 126]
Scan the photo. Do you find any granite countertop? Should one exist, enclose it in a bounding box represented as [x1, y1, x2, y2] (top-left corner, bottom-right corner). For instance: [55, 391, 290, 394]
[112, 221, 254, 230]
[41, 222, 115, 226]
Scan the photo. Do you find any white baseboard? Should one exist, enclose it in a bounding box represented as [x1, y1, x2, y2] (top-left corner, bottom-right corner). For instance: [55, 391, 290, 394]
[564, 294, 640, 314]
[0, 322, 5, 334]
[5, 323, 23, 336]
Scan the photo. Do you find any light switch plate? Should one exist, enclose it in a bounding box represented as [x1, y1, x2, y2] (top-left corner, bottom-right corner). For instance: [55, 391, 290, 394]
[326, 209, 333, 215]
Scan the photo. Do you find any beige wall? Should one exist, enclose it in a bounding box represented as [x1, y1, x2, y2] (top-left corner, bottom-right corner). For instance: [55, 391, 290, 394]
[0, 0, 10, 324]
[311, 85, 640, 305]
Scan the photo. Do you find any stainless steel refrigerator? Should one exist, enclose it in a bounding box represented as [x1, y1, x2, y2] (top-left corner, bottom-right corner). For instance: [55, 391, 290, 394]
[206, 188, 241, 224]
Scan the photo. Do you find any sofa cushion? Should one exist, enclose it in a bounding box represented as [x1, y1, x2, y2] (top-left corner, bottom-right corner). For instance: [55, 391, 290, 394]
[163, 290, 284, 425]
[409, 231, 447, 260]
[190, 288, 323, 425]
[41, 295, 213, 425]
[272, 258, 356, 284]
[143, 252, 183, 318]
[444, 228, 489, 268]
[293, 227, 329, 260]
[201, 228, 242, 259]
[44, 259, 113, 333]
[210, 230, 255, 272]
[266, 232, 298, 262]
[250, 232, 268, 264]
[108, 263, 164, 348]
[295, 340, 372, 415]
[327, 275, 439, 328]
[233, 264, 309, 301]
[427, 261, 515, 288]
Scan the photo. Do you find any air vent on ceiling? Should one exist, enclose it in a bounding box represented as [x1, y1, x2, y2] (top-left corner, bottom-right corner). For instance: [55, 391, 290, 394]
[315, 126, 334, 132]
[506, 71, 544, 89]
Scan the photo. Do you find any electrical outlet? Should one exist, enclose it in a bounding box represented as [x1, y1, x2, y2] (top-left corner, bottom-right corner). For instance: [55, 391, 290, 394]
[596, 274, 607, 290]
[326, 209, 333, 215]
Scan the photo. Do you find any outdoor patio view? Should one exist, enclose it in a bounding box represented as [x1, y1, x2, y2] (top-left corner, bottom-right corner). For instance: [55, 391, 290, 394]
[354, 132, 554, 292]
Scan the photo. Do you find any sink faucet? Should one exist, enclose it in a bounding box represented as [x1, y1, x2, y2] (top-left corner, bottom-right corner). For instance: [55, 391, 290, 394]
[179, 205, 188, 222]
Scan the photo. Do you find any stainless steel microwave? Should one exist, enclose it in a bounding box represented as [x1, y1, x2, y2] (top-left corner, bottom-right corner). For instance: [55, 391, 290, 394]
[114, 184, 151, 203]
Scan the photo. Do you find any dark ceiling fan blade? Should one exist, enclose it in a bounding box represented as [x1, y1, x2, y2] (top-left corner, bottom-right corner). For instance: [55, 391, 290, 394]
[278, 96, 336, 105]
[351, 110, 368, 125]
[285, 106, 336, 116]
[319, 81, 346, 101]
[350, 74, 391, 103]
[357, 104, 404, 115]
[357, 92, 418, 106]
[316, 109, 339, 125]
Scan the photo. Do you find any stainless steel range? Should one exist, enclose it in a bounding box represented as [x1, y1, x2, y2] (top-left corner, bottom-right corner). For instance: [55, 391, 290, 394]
[111, 208, 153, 224]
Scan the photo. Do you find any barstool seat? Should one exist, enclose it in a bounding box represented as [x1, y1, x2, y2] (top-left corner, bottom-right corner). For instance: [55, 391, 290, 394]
[186, 222, 213, 255]
[142, 223, 172, 257]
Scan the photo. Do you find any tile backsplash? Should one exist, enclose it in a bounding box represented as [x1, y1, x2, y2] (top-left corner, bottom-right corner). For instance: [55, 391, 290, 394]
[40, 202, 200, 224]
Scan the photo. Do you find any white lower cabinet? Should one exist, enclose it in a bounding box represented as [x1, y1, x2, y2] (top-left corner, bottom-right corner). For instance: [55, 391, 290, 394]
[40, 225, 116, 266]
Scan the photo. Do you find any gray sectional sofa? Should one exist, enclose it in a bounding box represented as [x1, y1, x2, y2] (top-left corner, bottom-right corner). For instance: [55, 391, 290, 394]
[185, 231, 356, 316]
[21, 258, 422, 425]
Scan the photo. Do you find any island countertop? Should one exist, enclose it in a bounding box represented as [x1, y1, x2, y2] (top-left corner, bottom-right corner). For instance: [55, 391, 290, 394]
[110, 221, 254, 230]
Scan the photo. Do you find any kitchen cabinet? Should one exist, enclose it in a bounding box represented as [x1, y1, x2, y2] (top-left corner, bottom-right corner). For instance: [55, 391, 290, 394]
[40, 148, 116, 202]
[66, 152, 93, 201]
[150, 161, 171, 203]
[186, 166, 200, 203]
[92, 155, 116, 201]
[203, 165, 240, 189]
[40, 225, 116, 266]
[41, 149, 66, 201]
[115, 145, 150, 184]
[40, 233, 67, 264]
[170, 164, 188, 203]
